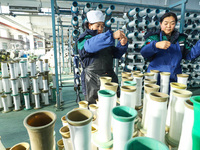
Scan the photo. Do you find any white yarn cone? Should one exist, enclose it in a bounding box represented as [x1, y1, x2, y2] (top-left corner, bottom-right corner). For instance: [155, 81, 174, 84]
[89, 104, 99, 126]
[150, 70, 160, 82]
[10, 79, 18, 95]
[96, 90, 115, 143]
[112, 106, 137, 150]
[141, 84, 160, 134]
[6, 93, 13, 108]
[13, 94, 21, 111]
[42, 91, 49, 105]
[10, 142, 30, 150]
[38, 59, 43, 73]
[17, 77, 22, 89]
[61, 116, 68, 127]
[1, 95, 9, 113]
[34, 94, 41, 109]
[166, 82, 187, 131]
[24, 92, 31, 110]
[147, 92, 169, 143]
[121, 72, 132, 78]
[14, 60, 20, 77]
[160, 72, 170, 94]
[121, 76, 133, 86]
[21, 77, 28, 92]
[0, 78, 3, 93]
[59, 125, 73, 150]
[9, 62, 16, 79]
[44, 59, 49, 72]
[91, 125, 98, 150]
[43, 76, 48, 90]
[144, 73, 154, 79]
[38, 75, 43, 90]
[66, 109, 93, 150]
[0, 93, 3, 109]
[19, 61, 27, 77]
[178, 100, 193, 150]
[32, 78, 39, 94]
[177, 74, 189, 85]
[121, 72, 132, 85]
[92, 90, 115, 150]
[133, 73, 144, 108]
[30, 60, 36, 77]
[99, 76, 112, 90]
[104, 82, 118, 108]
[120, 86, 137, 108]
[144, 79, 157, 85]
[79, 101, 88, 109]
[2, 78, 11, 93]
[166, 89, 192, 147]
[24, 60, 28, 75]
[131, 70, 140, 77]
[1, 62, 9, 77]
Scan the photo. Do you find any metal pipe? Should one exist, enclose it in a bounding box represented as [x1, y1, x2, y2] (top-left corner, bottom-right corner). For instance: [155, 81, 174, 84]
[71, 1, 78, 13]
[61, 26, 65, 72]
[127, 32, 138, 39]
[105, 5, 115, 16]
[138, 8, 151, 17]
[57, 23, 62, 86]
[114, 21, 119, 76]
[83, 3, 91, 13]
[185, 24, 196, 30]
[137, 32, 145, 38]
[127, 54, 137, 60]
[122, 24, 127, 30]
[105, 18, 115, 27]
[128, 20, 139, 28]
[137, 20, 149, 27]
[96, 4, 103, 10]
[128, 8, 140, 17]
[57, 0, 199, 13]
[147, 21, 159, 28]
[71, 16, 79, 26]
[148, 9, 160, 17]
[51, 0, 60, 110]
[157, 9, 169, 18]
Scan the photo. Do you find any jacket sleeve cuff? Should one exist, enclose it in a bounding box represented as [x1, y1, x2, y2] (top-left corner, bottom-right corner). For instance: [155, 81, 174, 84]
[152, 41, 160, 53]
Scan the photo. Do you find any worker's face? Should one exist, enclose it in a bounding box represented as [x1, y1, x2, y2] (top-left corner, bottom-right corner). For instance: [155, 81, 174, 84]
[160, 16, 176, 35]
[89, 22, 104, 34]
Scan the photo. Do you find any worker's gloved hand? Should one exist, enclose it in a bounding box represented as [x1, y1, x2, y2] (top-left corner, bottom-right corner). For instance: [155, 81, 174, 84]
[113, 30, 126, 40]
[155, 41, 171, 49]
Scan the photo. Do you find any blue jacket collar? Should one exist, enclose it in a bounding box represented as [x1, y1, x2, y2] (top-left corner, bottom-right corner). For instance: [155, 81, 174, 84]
[77, 29, 98, 41]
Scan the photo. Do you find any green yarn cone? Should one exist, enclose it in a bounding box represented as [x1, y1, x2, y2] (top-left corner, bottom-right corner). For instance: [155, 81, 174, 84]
[190, 96, 200, 150]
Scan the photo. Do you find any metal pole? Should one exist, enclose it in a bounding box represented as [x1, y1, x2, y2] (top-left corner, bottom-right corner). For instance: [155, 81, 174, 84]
[57, 21, 62, 86]
[68, 29, 72, 73]
[179, 2, 186, 33]
[114, 21, 119, 76]
[61, 25, 65, 74]
[50, 0, 61, 110]
[169, 0, 188, 33]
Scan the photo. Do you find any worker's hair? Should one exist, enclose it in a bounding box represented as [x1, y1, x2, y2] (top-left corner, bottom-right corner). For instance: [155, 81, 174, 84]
[160, 12, 178, 23]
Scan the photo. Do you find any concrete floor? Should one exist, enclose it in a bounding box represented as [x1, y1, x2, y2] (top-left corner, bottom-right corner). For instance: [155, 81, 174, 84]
[0, 74, 84, 149]
[0, 73, 200, 149]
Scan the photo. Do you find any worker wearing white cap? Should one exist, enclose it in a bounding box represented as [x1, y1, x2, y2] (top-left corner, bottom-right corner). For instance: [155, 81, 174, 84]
[77, 10, 128, 104]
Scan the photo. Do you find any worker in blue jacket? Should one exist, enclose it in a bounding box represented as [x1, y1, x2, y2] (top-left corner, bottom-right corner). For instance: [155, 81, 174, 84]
[140, 12, 200, 84]
[77, 10, 128, 104]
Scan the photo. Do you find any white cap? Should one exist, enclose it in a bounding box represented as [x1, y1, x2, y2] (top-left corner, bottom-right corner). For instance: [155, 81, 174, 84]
[86, 10, 105, 24]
